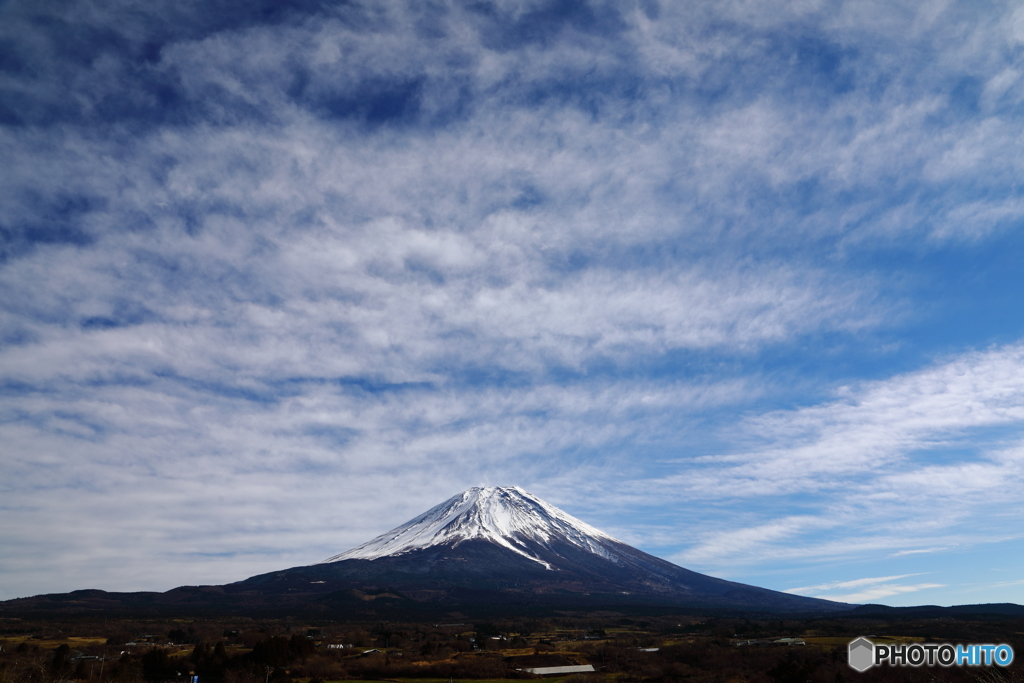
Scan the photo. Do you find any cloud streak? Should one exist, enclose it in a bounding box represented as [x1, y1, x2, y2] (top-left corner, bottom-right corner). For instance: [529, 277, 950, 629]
[641, 344, 1024, 601]
[784, 574, 947, 603]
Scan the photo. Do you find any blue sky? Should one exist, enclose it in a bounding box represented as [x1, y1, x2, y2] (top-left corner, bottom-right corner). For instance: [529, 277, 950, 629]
[2, 0, 1024, 607]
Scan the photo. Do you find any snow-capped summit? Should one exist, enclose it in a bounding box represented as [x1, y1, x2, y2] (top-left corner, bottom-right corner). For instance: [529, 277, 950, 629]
[321, 486, 619, 569]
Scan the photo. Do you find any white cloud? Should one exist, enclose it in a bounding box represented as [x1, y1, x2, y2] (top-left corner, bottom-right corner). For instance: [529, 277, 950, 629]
[813, 583, 946, 604]
[785, 574, 949, 605]
[889, 547, 949, 557]
[673, 516, 834, 565]
[785, 573, 924, 594]
[673, 344, 1024, 495]
[629, 344, 1024, 578]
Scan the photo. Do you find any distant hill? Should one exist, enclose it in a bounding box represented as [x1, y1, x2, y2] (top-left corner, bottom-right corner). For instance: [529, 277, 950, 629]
[850, 603, 1024, 618]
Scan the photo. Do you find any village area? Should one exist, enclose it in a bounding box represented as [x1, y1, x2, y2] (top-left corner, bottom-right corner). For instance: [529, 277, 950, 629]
[2, 611, 1022, 683]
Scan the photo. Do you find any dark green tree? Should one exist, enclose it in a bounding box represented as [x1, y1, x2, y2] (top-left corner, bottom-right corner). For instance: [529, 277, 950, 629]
[50, 644, 72, 679]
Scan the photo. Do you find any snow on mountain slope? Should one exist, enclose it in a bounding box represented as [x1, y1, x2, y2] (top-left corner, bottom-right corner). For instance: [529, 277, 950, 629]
[320, 486, 620, 569]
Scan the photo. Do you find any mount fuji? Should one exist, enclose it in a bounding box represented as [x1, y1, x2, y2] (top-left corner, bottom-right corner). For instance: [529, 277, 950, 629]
[230, 486, 849, 613]
[0, 486, 851, 616]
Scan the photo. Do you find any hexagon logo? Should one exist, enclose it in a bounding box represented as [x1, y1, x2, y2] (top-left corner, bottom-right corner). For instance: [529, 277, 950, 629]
[848, 637, 875, 672]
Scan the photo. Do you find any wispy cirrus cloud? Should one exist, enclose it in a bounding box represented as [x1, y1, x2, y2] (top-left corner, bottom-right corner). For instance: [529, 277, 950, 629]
[785, 574, 925, 594]
[785, 574, 946, 604]
[889, 547, 950, 557]
[630, 344, 1024, 601]
[653, 344, 1024, 501]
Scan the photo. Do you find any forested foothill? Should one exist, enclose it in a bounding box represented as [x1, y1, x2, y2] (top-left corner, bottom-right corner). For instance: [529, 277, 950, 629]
[2, 611, 1023, 683]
